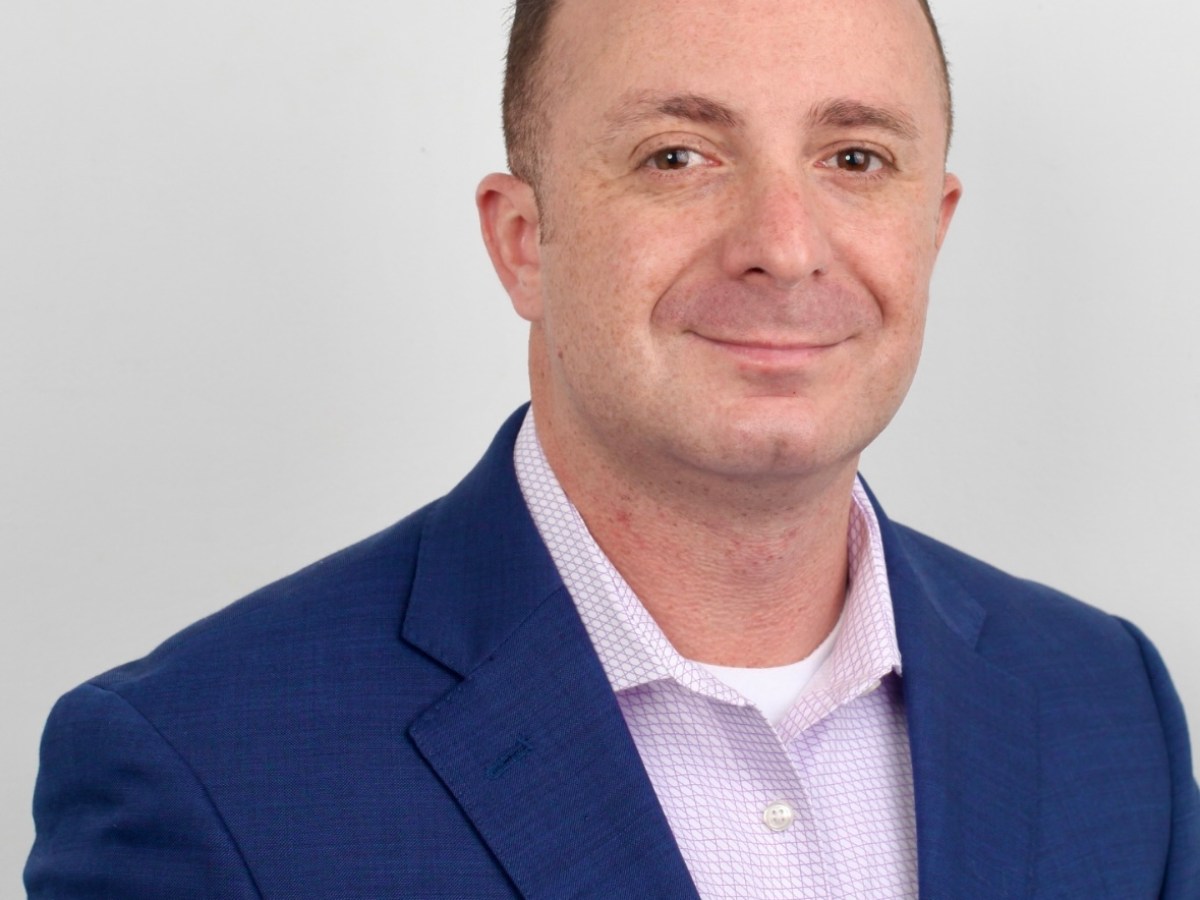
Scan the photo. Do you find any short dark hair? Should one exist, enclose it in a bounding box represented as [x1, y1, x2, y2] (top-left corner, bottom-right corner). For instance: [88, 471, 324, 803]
[502, 0, 953, 185]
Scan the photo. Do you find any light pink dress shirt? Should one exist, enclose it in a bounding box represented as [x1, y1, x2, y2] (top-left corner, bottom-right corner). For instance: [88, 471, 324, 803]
[514, 414, 917, 899]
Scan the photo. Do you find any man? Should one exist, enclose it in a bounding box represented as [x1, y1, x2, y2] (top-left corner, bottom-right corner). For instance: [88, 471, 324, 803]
[25, 0, 1199, 896]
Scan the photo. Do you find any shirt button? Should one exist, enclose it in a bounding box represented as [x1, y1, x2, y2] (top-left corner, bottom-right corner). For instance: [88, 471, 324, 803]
[763, 802, 795, 832]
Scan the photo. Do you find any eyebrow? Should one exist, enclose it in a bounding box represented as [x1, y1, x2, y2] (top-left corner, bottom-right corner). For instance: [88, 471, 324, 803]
[601, 91, 922, 144]
[808, 99, 920, 141]
[603, 91, 745, 140]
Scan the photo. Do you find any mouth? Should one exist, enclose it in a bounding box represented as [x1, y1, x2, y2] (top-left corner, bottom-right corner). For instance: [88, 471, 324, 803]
[693, 334, 843, 368]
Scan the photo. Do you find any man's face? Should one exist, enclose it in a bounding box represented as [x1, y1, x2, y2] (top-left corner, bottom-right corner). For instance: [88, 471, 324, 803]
[509, 0, 959, 490]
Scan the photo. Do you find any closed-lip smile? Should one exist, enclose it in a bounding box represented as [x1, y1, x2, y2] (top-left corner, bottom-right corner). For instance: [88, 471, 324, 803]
[694, 333, 843, 366]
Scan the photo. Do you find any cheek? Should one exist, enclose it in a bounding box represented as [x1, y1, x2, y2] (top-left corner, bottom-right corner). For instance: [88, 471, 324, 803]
[824, 207, 936, 404]
[830, 203, 937, 324]
[542, 197, 709, 341]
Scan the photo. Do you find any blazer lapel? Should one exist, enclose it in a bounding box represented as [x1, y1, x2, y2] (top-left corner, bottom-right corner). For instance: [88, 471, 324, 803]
[402, 408, 699, 899]
[876, 505, 1039, 898]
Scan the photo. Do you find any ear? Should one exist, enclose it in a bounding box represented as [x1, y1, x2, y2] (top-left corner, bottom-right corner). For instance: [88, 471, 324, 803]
[477, 173, 543, 321]
[934, 172, 963, 251]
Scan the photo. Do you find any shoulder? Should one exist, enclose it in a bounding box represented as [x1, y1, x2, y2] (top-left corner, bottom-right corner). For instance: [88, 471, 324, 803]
[887, 518, 1194, 785]
[882, 517, 1192, 750]
[887, 519, 1142, 661]
[89, 500, 440, 719]
[87, 406, 535, 705]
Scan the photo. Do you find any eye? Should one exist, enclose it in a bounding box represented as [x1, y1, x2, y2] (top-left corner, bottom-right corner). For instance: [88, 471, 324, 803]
[823, 148, 886, 174]
[644, 147, 708, 171]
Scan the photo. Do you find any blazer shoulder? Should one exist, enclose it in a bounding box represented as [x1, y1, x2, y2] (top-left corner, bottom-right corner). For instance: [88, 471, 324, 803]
[887, 520, 1143, 661]
[90, 501, 436, 704]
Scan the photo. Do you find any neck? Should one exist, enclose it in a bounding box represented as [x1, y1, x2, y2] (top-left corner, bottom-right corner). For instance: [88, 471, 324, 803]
[532, 403, 858, 668]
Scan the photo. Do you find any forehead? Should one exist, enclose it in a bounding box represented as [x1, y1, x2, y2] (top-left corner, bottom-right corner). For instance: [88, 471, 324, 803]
[542, 0, 946, 138]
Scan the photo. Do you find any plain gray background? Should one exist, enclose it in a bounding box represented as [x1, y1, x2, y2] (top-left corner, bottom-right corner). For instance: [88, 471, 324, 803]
[3, 0, 1198, 889]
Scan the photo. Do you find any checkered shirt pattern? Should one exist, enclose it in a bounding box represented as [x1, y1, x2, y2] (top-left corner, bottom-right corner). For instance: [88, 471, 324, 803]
[514, 413, 917, 899]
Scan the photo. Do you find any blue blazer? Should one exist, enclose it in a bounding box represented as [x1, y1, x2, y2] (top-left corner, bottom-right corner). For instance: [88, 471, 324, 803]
[27, 408, 1200, 898]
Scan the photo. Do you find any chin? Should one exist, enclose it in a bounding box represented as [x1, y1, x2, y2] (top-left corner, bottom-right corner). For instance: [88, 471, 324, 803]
[679, 414, 857, 483]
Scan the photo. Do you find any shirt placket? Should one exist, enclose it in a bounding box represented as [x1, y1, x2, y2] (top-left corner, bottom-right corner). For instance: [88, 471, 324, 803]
[618, 679, 832, 900]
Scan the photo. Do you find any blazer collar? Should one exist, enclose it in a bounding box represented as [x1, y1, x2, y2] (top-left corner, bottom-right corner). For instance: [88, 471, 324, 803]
[868, 485, 1039, 899]
[403, 406, 700, 898]
[402, 405, 562, 677]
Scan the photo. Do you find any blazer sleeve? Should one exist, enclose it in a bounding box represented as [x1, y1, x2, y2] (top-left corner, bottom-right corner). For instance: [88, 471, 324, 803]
[1120, 619, 1200, 898]
[24, 682, 262, 899]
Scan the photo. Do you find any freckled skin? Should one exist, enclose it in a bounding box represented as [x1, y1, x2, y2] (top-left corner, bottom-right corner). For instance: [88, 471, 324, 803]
[532, 0, 957, 495]
[479, 0, 961, 664]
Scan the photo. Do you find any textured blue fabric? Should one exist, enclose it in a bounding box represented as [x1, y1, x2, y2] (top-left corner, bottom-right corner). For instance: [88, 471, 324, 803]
[26, 407, 1200, 897]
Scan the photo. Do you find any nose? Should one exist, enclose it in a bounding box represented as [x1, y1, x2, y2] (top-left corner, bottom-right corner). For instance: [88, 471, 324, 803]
[721, 170, 833, 288]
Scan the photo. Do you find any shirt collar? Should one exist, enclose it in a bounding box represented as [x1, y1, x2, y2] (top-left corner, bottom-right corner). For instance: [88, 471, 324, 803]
[513, 411, 902, 725]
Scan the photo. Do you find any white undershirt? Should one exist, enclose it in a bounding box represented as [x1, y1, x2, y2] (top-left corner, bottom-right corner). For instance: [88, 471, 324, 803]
[698, 616, 844, 727]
